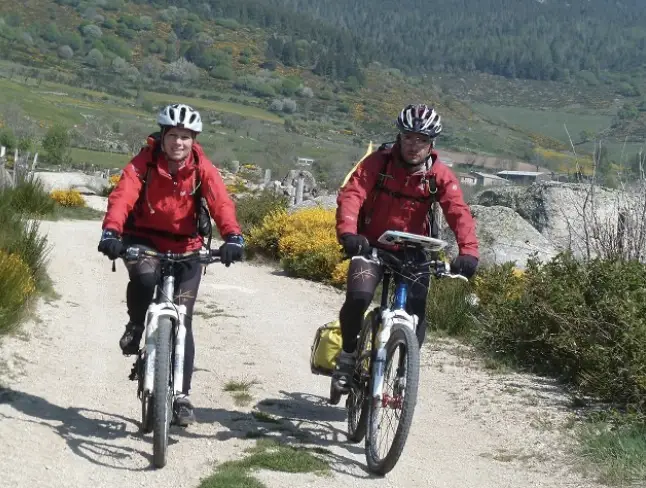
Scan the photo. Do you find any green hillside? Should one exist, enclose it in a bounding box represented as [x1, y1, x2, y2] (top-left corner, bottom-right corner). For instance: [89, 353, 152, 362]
[0, 0, 643, 182]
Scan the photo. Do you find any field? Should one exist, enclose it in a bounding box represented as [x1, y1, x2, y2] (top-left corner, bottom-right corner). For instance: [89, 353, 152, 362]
[141, 90, 284, 124]
[471, 102, 644, 163]
[0, 71, 364, 179]
[0, 57, 642, 181]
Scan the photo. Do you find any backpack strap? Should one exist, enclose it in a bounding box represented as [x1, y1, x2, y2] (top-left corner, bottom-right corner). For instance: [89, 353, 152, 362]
[123, 135, 207, 241]
[359, 143, 440, 237]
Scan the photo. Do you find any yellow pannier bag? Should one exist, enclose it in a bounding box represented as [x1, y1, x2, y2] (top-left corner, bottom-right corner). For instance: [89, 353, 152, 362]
[310, 319, 343, 376]
[310, 310, 371, 376]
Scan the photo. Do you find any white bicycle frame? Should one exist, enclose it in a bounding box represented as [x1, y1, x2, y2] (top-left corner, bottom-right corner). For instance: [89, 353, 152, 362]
[142, 274, 187, 398]
[370, 306, 418, 400]
[367, 230, 469, 402]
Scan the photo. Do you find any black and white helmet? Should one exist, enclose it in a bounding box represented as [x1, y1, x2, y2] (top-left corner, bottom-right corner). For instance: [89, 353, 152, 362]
[157, 103, 203, 133]
[396, 104, 442, 138]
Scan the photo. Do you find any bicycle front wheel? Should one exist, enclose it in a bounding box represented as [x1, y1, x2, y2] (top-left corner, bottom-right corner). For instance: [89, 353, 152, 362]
[365, 322, 420, 475]
[346, 308, 377, 443]
[152, 317, 173, 469]
[139, 350, 153, 434]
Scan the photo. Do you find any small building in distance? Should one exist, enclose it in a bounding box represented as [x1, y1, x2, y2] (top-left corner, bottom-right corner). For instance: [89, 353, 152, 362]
[496, 170, 548, 185]
[469, 171, 510, 187]
[456, 172, 478, 186]
[296, 157, 314, 167]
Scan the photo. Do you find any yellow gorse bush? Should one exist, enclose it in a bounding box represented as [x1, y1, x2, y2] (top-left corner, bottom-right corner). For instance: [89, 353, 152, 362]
[0, 250, 36, 313]
[246, 209, 291, 258]
[330, 259, 350, 287]
[109, 173, 121, 187]
[247, 206, 347, 285]
[473, 264, 526, 303]
[50, 189, 86, 207]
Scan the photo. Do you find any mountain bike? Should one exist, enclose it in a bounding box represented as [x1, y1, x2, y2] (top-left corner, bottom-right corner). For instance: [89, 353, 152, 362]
[331, 230, 468, 475]
[123, 246, 221, 469]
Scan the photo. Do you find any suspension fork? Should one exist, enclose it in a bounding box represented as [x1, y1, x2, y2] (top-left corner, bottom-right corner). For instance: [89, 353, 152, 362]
[371, 271, 408, 399]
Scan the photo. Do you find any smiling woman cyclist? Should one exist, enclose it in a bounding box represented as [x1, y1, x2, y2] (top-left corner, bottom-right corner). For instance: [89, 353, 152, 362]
[97, 103, 244, 426]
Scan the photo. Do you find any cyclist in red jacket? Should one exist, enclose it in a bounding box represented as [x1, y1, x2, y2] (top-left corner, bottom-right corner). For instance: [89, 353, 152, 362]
[97, 103, 244, 425]
[333, 103, 479, 389]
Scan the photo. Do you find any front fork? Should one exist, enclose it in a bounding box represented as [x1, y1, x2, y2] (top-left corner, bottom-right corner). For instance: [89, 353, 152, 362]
[370, 285, 418, 401]
[142, 302, 187, 397]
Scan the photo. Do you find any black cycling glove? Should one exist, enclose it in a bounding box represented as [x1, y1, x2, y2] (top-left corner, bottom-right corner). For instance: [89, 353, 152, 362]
[219, 234, 244, 267]
[340, 233, 370, 257]
[97, 229, 124, 260]
[450, 254, 479, 278]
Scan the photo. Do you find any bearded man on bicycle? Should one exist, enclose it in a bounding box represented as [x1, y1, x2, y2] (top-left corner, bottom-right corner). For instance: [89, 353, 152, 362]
[333, 103, 479, 388]
[97, 103, 244, 425]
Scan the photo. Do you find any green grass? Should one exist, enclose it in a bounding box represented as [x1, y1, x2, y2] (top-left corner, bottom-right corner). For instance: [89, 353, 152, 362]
[224, 380, 259, 392]
[251, 411, 282, 424]
[198, 438, 330, 488]
[224, 379, 259, 407]
[0, 77, 82, 127]
[0, 77, 148, 125]
[48, 205, 105, 221]
[69, 148, 130, 169]
[578, 413, 646, 485]
[471, 102, 613, 145]
[143, 91, 284, 123]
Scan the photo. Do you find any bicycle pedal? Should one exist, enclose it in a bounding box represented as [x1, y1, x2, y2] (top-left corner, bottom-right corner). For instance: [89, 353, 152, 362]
[128, 367, 138, 381]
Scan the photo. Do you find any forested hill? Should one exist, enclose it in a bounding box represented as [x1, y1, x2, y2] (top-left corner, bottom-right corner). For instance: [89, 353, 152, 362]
[209, 0, 646, 82]
[2, 0, 645, 86]
[266, 0, 646, 81]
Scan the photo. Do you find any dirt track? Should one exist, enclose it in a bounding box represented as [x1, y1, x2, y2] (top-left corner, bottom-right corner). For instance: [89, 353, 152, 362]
[0, 218, 600, 487]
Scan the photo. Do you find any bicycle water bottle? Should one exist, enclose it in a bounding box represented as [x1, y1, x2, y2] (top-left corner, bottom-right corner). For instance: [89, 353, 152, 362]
[394, 282, 407, 310]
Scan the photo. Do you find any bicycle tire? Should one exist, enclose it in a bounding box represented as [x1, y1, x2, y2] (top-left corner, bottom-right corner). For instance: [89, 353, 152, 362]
[329, 381, 342, 405]
[152, 317, 173, 469]
[139, 352, 153, 434]
[346, 309, 376, 443]
[365, 322, 420, 475]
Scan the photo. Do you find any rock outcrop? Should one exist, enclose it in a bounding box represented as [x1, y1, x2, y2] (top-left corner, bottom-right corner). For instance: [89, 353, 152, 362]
[437, 205, 558, 269]
[474, 181, 641, 259]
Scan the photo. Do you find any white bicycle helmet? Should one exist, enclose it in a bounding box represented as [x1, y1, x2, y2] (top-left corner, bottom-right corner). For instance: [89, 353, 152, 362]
[157, 103, 203, 133]
[396, 103, 442, 138]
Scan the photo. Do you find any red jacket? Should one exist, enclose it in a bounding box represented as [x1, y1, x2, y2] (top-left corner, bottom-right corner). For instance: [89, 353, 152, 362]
[103, 141, 241, 253]
[336, 144, 479, 258]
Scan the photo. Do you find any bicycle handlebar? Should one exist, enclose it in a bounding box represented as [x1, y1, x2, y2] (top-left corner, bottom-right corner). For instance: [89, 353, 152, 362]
[362, 246, 468, 282]
[120, 246, 222, 264]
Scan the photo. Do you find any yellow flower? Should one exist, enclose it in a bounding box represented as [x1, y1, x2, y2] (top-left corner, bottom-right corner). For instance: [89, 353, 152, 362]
[0, 250, 36, 309]
[50, 189, 86, 207]
[246, 207, 344, 283]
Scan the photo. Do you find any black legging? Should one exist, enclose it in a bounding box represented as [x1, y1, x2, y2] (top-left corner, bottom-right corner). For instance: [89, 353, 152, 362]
[339, 250, 430, 353]
[122, 235, 202, 395]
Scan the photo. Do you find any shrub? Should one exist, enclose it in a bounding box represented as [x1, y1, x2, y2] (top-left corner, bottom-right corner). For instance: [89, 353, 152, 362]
[50, 189, 86, 207]
[0, 250, 36, 335]
[425, 277, 477, 336]
[245, 208, 290, 259]
[0, 179, 51, 335]
[42, 124, 72, 165]
[2, 173, 55, 216]
[225, 176, 248, 196]
[330, 259, 350, 287]
[246, 207, 344, 283]
[58, 45, 74, 59]
[235, 190, 289, 236]
[476, 253, 646, 410]
[101, 173, 120, 196]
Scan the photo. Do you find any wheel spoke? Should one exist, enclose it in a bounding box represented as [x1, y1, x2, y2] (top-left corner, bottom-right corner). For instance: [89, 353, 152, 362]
[366, 323, 420, 475]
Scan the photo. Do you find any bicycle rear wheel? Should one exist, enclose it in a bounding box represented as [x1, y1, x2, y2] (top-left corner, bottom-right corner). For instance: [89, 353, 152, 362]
[346, 309, 376, 443]
[152, 317, 173, 469]
[365, 322, 420, 475]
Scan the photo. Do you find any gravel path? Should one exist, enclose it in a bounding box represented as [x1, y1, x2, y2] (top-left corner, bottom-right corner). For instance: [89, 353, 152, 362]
[0, 217, 601, 488]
